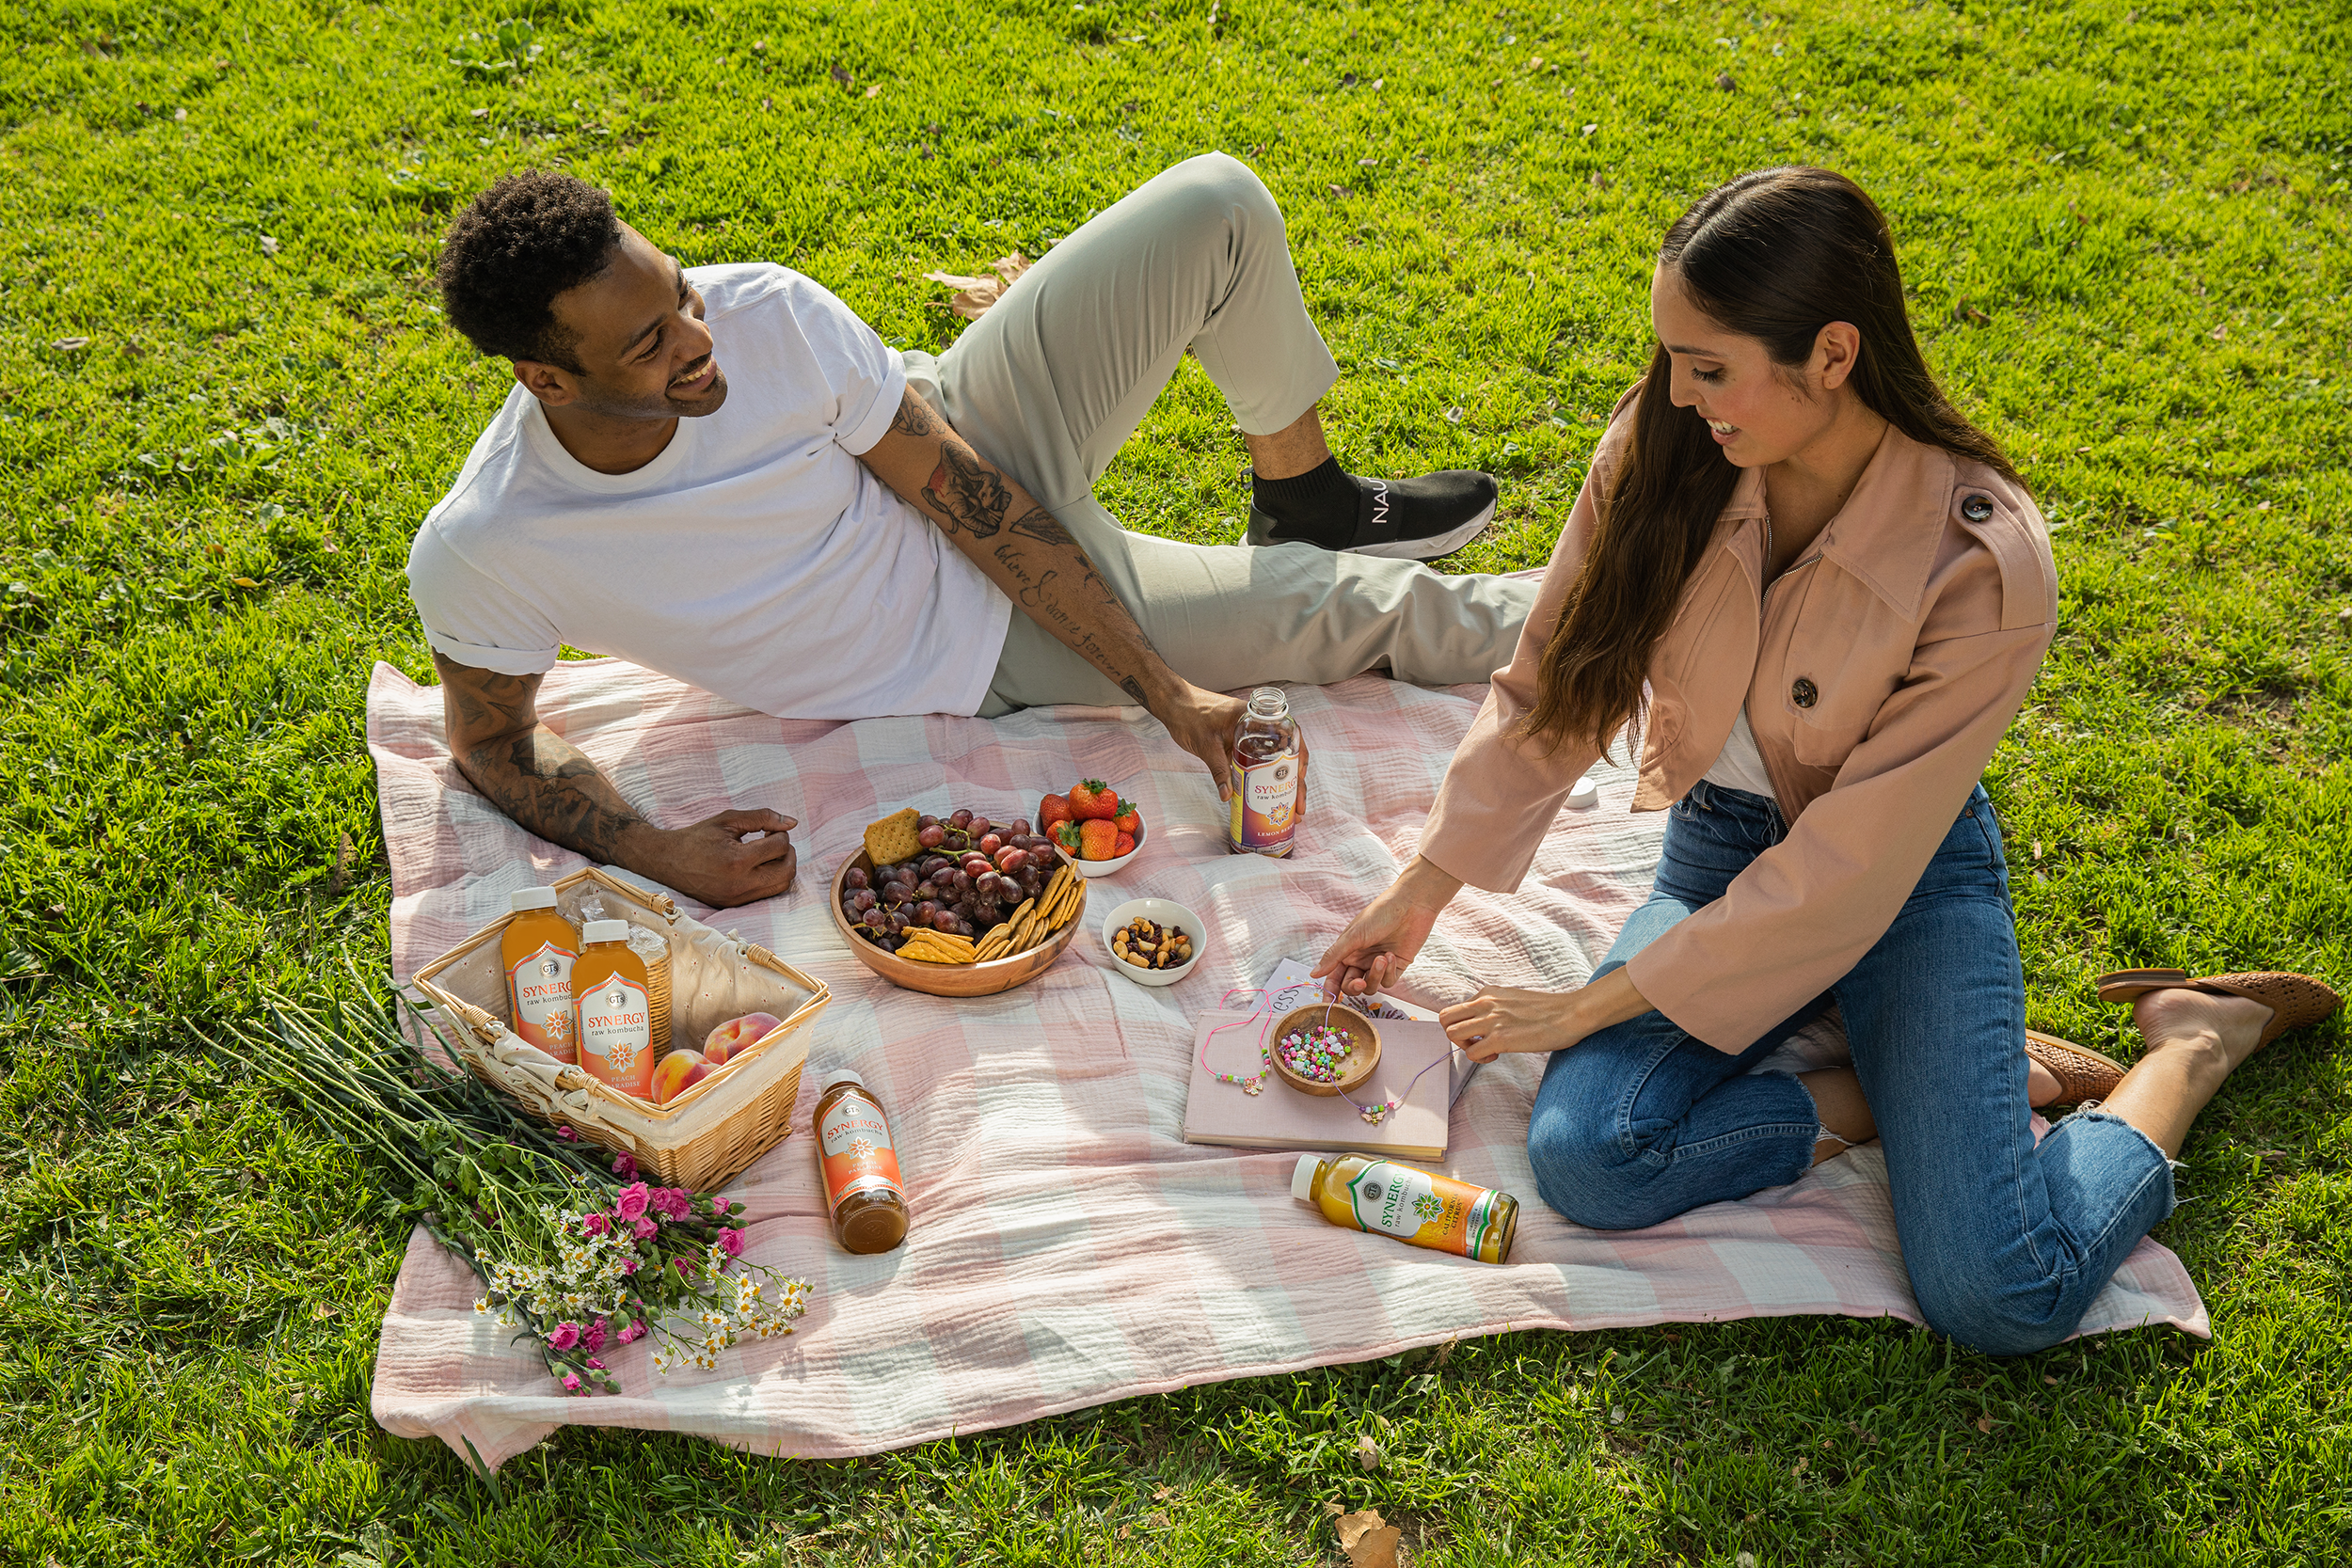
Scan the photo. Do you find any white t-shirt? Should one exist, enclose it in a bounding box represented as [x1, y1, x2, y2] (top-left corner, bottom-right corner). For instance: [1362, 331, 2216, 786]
[407, 262, 1012, 720]
[1702, 704, 1778, 800]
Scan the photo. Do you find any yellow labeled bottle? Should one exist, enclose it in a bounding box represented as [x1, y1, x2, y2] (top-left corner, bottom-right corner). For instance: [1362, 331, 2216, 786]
[572, 919, 655, 1099]
[1228, 686, 1309, 857]
[1293, 1153, 1518, 1263]
[501, 887, 580, 1063]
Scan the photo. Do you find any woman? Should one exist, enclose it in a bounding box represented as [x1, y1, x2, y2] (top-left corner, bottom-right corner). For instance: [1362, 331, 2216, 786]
[1314, 167, 2338, 1354]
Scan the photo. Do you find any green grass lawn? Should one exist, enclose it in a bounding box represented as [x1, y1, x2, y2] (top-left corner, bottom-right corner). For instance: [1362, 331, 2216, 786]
[4, 0, 2350, 1560]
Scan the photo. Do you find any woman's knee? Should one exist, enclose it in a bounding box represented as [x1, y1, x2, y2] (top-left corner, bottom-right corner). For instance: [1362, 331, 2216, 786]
[1525, 1105, 1677, 1231]
[1910, 1269, 2077, 1358]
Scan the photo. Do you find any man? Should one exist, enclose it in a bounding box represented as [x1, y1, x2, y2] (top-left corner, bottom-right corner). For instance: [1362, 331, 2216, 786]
[412, 152, 1539, 906]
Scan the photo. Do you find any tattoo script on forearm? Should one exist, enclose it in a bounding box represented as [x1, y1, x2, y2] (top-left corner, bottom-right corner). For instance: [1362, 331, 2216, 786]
[890, 392, 1159, 703]
[442, 664, 648, 863]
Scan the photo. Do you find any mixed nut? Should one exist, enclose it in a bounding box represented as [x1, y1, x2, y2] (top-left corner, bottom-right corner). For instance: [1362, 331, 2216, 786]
[1111, 915, 1193, 972]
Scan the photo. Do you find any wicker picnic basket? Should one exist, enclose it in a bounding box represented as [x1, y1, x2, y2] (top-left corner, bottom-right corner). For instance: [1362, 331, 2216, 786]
[408, 867, 829, 1190]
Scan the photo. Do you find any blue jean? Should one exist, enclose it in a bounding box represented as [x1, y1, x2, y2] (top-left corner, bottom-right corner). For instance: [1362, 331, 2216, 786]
[1527, 779, 2176, 1356]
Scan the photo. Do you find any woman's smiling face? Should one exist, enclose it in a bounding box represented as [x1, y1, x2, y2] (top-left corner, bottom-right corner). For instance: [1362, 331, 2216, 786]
[1648, 264, 1855, 470]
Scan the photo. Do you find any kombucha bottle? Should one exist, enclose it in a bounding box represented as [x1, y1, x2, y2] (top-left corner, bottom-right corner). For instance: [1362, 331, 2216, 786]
[501, 888, 580, 1063]
[1227, 686, 1309, 857]
[1292, 1153, 1518, 1263]
[815, 1072, 909, 1254]
[571, 919, 655, 1099]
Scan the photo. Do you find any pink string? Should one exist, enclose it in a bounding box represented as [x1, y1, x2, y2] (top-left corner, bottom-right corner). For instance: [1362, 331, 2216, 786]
[1201, 987, 1461, 1121]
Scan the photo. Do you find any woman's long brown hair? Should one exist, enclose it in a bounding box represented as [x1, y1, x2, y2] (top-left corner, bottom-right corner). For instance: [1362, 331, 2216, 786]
[1520, 166, 2022, 755]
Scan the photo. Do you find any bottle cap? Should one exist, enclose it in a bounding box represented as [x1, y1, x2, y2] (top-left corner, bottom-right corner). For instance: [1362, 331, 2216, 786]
[581, 919, 630, 943]
[825, 1069, 866, 1092]
[1292, 1153, 1322, 1202]
[511, 887, 560, 912]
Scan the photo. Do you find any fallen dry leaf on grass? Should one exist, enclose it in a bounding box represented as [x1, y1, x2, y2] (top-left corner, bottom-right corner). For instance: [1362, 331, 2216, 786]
[51, 337, 91, 351]
[923, 253, 1031, 320]
[1354, 1432, 1382, 1471]
[1335, 1507, 1403, 1568]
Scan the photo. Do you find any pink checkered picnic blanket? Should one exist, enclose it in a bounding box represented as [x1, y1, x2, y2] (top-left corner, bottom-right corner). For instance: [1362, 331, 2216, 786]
[364, 656, 2207, 1468]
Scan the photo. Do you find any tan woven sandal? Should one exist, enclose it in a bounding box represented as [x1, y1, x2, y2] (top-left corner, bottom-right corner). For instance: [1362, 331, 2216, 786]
[2023, 1030, 2126, 1104]
[2092, 969, 2344, 1051]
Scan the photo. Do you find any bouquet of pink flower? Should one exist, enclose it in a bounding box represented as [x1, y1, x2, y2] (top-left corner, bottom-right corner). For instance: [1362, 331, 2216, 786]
[249, 986, 809, 1397]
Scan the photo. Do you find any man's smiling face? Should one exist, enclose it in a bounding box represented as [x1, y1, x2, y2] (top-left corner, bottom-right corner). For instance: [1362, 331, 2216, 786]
[526, 222, 728, 420]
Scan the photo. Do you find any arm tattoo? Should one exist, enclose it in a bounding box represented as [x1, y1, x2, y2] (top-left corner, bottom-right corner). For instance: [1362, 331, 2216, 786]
[440, 659, 647, 863]
[1007, 503, 1073, 548]
[922, 442, 1011, 540]
[889, 388, 946, 439]
[465, 731, 650, 864]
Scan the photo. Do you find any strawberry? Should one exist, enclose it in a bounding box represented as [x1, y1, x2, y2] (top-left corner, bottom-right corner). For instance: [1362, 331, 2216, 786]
[1069, 779, 1120, 821]
[1113, 831, 1136, 857]
[1078, 818, 1119, 861]
[1112, 803, 1140, 835]
[1054, 820, 1085, 853]
[1038, 793, 1073, 832]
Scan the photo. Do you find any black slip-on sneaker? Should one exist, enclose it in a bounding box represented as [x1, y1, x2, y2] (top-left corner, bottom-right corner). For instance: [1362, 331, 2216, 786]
[1246, 469, 1499, 561]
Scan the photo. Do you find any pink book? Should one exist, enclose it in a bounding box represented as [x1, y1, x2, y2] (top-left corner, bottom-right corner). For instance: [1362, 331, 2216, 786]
[1181, 1009, 1454, 1162]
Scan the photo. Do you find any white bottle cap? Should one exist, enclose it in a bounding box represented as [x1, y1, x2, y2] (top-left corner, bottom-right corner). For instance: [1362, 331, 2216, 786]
[826, 1069, 866, 1091]
[1292, 1153, 1322, 1202]
[511, 887, 560, 911]
[581, 919, 630, 943]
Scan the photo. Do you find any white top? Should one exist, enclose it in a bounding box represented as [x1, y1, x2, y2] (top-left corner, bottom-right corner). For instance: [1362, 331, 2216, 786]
[1701, 703, 1778, 801]
[406, 263, 1012, 721]
[581, 919, 631, 943]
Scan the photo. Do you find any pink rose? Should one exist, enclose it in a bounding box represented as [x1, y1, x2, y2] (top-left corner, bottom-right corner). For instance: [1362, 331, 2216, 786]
[580, 1212, 609, 1237]
[652, 1187, 691, 1221]
[717, 1227, 745, 1259]
[548, 1322, 580, 1351]
[622, 1258, 640, 1275]
[674, 1257, 693, 1277]
[632, 1215, 659, 1241]
[562, 1372, 581, 1392]
[613, 1181, 651, 1222]
[612, 1152, 638, 1180]
[586, 1357, 604, 1370]
[584, 1318, 608, 1354]
[555, 1125, 580, 1142]
[617, 1319, 644, 1343]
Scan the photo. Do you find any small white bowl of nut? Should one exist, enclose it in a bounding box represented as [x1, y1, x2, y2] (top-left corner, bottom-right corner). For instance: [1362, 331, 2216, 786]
[1099, 896, 1204, 987]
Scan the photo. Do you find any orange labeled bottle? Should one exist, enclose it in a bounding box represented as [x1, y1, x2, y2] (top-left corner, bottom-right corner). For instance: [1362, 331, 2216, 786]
[501, 888, 580, 1063]
[571, 919, 655, 1098]
[815, 1071, 909, 1254]
[1293, 1153, 1518, 1263]
[1228, 686, 1309, 857]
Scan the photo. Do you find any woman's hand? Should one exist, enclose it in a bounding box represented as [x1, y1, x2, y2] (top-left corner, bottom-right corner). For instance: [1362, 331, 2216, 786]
[1312, 857, 1464, 997]
[1440, 968, 1656, 1063]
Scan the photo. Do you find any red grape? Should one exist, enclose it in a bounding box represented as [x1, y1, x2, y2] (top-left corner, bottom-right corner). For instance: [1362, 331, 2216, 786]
[977, 833, 1003, 856]
[968, 816, 993, 837]
[931, 910, 961, 932]
[1008, 817, 1032, 837]
[949, 809, 975, 830]
[917, 824, 946, 850]
[916, 815, 939, 831]
[844, 866, 870, 890]
[995, 847, 1028, 874]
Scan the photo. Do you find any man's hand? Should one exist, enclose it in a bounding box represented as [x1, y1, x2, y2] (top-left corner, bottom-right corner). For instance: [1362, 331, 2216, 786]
[435, 653, 800, 910]
[644, 808, 800, 908]
[1153, 682, 1246, 802]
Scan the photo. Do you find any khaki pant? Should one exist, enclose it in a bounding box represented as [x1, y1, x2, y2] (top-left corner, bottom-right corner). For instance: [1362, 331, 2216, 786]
[899, 152, 1539, 714]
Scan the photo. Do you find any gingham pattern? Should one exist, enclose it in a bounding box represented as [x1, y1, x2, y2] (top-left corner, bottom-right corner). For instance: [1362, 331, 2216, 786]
[365, 657, 2207, 1469]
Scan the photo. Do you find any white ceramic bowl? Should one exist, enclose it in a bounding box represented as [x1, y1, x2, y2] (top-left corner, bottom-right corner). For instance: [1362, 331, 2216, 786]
[1052, 814, 1147, 879]
[1099, 895, 1204, 987]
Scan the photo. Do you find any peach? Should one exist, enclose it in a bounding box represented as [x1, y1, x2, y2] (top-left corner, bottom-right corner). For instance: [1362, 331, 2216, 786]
[702, 1011, 782, 1065]
[651, 1049, 712, 1106]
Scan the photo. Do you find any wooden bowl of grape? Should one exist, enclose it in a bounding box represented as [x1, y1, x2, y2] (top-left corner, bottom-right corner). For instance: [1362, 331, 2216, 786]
[831, 807, 1088, 998]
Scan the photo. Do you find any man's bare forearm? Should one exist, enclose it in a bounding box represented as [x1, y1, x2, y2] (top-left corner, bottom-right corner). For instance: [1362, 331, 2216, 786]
[454, 725, 652, 864]
[892, 400, 1165, 705]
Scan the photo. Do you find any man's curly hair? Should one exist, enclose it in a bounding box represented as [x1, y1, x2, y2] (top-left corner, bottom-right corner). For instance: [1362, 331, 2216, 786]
[437, 171, 622, 370]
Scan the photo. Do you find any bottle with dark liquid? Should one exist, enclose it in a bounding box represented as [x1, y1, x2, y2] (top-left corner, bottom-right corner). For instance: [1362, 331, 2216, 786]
[1227, 686, 1308, 857]
[814, 1071, 909, 1254]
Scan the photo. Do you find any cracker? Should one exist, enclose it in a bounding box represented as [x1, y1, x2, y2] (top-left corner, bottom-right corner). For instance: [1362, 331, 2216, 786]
[862, 807, 922, 867]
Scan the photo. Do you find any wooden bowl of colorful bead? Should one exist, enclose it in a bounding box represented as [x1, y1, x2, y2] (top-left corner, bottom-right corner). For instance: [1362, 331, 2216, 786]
[1268, 1006, 1381, 1097]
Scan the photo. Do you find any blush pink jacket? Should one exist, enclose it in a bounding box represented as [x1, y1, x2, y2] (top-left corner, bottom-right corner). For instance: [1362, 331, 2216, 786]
[1417, 404, 2058, 1052]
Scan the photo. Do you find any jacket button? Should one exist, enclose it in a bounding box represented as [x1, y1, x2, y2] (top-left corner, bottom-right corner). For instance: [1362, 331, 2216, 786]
[1961, 494, 1994, 522]
[1791, 677, 1819, 708]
